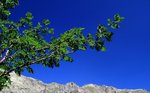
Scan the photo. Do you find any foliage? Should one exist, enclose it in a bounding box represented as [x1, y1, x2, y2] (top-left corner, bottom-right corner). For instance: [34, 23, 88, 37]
[0, 0, 124, 91]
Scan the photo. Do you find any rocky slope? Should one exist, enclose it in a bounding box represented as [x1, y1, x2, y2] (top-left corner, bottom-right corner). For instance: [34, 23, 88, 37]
[0, 72, 149, 93]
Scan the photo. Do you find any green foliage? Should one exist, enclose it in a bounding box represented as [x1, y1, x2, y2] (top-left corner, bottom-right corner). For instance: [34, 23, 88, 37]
[42, 19, 51, 26]
[0, 75, 11, 90]
[108, 14, 124, 29]
[0, 0, 123, 91]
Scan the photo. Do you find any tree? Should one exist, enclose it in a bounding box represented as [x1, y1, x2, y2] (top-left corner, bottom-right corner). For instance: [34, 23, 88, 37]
[0, 0, 124, 91]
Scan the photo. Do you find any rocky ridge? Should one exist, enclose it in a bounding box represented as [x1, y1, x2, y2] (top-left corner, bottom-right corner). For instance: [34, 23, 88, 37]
[0, 73, 149, 93]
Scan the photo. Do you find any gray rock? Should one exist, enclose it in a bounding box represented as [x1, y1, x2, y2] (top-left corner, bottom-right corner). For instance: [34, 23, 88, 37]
[0, 72, 149, 93]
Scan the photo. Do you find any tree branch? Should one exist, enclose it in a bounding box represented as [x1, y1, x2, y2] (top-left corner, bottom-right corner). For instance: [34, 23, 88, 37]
[0, 50, 9, 64]
[31, 46, 50, 52]
[0, 45, 13, 64]
[0, 53, 53, 77]
[0, 50, 75, 77]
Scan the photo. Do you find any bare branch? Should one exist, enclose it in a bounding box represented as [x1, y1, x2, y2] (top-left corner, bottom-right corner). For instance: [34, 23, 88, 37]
[0, 50, 9, 63]
[0, 45, 13, 64]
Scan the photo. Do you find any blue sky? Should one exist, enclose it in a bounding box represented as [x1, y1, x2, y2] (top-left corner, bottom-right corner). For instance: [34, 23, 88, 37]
[10, 0, 150, 91]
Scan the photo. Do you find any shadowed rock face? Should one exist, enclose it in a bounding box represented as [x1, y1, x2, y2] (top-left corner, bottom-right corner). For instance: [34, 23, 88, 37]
[0, 73, 149, 93]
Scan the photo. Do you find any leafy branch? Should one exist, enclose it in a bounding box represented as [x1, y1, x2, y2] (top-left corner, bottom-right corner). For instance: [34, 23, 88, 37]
[0, 0, 124, 91]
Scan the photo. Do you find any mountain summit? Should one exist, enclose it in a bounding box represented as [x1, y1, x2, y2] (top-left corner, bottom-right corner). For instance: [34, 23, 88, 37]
[0, 73, 149, 93]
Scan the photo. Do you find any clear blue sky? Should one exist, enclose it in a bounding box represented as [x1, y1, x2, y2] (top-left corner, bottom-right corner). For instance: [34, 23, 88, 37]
[10, 0, 150, 91]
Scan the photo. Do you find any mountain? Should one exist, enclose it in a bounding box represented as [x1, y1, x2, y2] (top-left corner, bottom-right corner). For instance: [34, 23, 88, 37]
[0, 72, 149, 93]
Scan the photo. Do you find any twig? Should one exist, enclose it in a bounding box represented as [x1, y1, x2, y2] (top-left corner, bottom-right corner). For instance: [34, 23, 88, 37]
[0, 50, 9, 63]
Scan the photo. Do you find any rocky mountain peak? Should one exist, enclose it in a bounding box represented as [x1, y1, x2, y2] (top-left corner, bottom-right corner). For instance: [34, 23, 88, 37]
[0, 72, 149, 93]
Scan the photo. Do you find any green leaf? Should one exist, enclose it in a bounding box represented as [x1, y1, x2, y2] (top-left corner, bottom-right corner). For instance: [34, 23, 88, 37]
[20, 50, 27, 57]
[111, 24, 119, 29]
[114, 14, 124, 22]
[101, 47, 106, 51]
[79, 46, 86, 50]
[60, 47, 68, 54]
[42, 19, 50, 26]
[26, 12, 33, 21]
[3, 10, 11, 16]
[15, 70, 21, 76]
[64, 56, 73, 62]
[26, 66, 34, 74]
[48, 28, 54, 34]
